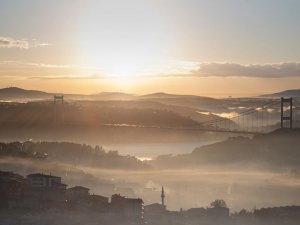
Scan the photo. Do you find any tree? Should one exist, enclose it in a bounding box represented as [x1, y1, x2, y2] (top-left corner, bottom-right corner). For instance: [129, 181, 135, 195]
[210, 199, 227, 208]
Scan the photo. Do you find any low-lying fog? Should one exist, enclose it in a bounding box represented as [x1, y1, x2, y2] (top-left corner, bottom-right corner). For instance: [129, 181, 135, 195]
[1, 151, 300, 213]
[104, 141, 217, 160]
[1, 126, 300, 213]
[77, 166, 300, 212]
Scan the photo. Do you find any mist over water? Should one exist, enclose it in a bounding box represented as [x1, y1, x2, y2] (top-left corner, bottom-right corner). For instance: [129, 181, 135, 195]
[75, 164, 300, 212]
[2, 131, 300, 213]
[105, 141, 218, 160]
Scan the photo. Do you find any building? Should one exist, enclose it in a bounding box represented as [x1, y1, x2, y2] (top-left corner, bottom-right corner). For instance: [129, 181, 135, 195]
[65, 186, 90, 210]
[23, 173, 67, 209]
[145, 203, 166, 214]
[89, 194, 109, 211]
[66, 186, 90, 200]
[0, 171, 24, 181]
[254, 206, 300, 224]
[207, 206, 230, 218]
[183, 207, 206, 218]
[27, 173, 62, 188]
[111, 194, 144, 224]
[0, 171, 25, 209]
[144, 203, 169, 225]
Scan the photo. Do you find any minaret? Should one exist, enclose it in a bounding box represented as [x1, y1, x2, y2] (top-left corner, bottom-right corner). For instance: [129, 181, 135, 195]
[161, 186, 165, 207]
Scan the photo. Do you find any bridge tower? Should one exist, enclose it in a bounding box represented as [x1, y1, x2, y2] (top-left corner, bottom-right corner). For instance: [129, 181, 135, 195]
[53, 95, 64, 124]
[281, 97, 293, 128]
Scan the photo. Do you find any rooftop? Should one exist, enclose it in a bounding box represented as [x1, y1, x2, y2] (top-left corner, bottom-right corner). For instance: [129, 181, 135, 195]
[68, 186, 90, 191]
[27, 173, 60, 179]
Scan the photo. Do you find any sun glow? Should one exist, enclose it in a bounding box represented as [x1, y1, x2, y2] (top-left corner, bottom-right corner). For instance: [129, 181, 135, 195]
[82, 43, 171, 81]
[78, 19, 198, 88]
[82, 44, 199, 80]
[99, 55, 160, 78]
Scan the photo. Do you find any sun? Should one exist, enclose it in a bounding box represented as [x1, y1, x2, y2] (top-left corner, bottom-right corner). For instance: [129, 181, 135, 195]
[79, 25, 173, 83]
[100, 55, 155, 79]
[83, 46, 170, 82]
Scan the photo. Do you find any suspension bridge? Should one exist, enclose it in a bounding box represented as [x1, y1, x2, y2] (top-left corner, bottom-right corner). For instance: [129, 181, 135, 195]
[52, 95, 300, 135]
[200, 97, 300, 134]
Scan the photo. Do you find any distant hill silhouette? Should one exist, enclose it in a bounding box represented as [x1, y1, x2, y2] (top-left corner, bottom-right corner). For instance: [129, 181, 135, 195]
[0, 87, 279, 123]
[0, 87, 212, 102]
[92, 92, 137, 100]
[0, 100, 200, 128]
[140, 92, 214, 100]
[0, 87, 138, 101]
[141, 92, 189, 98]
[260, 89, 300, 98]
[0, 97, 222, 144]
[0, 87, 52, 100]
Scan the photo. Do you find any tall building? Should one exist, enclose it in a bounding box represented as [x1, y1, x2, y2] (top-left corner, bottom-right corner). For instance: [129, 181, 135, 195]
[0, 171, 25, 209]
[24, 173, 67, 209]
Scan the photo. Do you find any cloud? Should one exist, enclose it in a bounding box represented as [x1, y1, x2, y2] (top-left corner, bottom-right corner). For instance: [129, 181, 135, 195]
[29, 74, 106, 80]
[0, 61, 85, 69]
[189, 62, 300, 78]
[1, 60, 300, 80]
[0, 61, 103, 80]
[116, 61, 300, 79]
[0, 37, 29, 49]
[0, 36, 50, 49]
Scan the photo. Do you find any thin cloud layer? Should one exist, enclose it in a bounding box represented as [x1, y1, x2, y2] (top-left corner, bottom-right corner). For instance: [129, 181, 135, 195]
[0, 61, 101, 80]
[0, 37, 29, 49]
[1, 60, 300, 80]
[0, 36, 50, 49]
[0, 61, 87, 69]
[191, 62, 300, 78]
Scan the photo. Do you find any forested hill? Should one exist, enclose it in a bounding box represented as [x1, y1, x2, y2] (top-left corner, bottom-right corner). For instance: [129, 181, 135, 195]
[0, 141, 148, 170]
[152, 128, 300, 171]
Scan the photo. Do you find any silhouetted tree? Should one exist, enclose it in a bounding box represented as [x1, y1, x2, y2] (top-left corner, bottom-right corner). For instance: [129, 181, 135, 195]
[210, 199, 227, 208]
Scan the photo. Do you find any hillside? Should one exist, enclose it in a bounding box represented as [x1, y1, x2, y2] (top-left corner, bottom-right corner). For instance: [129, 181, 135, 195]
[0, 87, 52, 100]
[0, 141, 148, 170]
[140, 92, 196, 99]
[152, 128, 300, 171]
[0, 100, 221, 144]
[0, 87, 274, 112]
[0, 87, 281, 126]
[260, 89, 300, 98]
[0, 101, 201, 128]
[91, 92, 137, 100]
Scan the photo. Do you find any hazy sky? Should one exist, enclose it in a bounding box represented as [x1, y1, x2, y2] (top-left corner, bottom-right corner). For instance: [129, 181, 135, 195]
[1, 0, 300, 97]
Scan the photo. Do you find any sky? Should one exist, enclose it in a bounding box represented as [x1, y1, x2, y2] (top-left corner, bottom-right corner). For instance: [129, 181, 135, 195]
[0, 0, 300, 97]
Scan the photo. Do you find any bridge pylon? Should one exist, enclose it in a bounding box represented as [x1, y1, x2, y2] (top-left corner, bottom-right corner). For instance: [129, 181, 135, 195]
[281, 97, 293, 129]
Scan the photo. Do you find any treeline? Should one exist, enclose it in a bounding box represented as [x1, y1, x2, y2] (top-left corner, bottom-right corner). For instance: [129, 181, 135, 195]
[0, 141, 149, 170]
